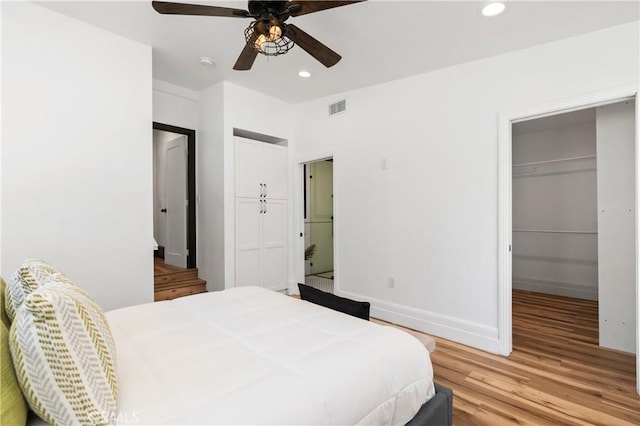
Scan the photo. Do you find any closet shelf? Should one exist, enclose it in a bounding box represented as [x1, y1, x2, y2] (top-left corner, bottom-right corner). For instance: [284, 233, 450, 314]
[513, 154, 596, 168]
[513, 229, 597, 235]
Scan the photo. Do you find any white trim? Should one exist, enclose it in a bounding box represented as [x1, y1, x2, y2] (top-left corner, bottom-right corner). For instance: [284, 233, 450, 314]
[295, 151, 335, 164]
[498, 110, 513, 356]
[507, 86, 636, 123]
[636, 94, 640, 395]
[498, 85, 639, 392]
[339, 290, 500, 353]
[292, 161, 306, 293]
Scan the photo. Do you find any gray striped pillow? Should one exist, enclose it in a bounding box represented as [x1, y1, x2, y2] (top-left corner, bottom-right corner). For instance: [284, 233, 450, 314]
[4, 259, 65, 322]
[9, 277, 118, 425]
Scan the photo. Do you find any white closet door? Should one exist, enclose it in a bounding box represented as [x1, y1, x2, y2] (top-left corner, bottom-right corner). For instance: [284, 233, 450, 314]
[236, 198, 262, 287]
[262, 144, 288, 200]
[164, 137, 188, 268]
[261, 199, 287, 290]
[235, 138, 262, 198]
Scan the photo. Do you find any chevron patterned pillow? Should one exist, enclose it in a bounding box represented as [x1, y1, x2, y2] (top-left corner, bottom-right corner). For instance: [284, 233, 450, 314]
[9, 278, 118, 425]
[4, 259, 66, 322]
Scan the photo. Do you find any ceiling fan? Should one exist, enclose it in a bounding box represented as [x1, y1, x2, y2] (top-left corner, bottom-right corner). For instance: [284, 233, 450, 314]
[151, 1, 364, 71]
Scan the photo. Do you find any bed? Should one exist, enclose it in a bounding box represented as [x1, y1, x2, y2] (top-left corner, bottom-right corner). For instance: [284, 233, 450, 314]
[12, 280, 451, 425]
[106, 286, 437, 424]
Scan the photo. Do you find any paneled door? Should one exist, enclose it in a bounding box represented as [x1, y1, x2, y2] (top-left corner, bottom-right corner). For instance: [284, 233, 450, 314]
[234, 137, 288, 291]
[261, 199, 287, 290]
[164, 136, 188, 268]
[235, 138, 262, 198]
[236, 198, 262, 287]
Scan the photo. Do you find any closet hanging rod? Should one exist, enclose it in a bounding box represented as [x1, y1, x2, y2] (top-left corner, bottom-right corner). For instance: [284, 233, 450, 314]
[513, 154, 596, 168]
[513, 229, 597, 235]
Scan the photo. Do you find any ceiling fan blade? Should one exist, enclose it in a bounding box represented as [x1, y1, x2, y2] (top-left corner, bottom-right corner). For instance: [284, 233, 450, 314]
[233, 33, 259, 71]
[151, 1, 249, 18]
[287, 1, 365, 17]
[287, 24, 341, 68]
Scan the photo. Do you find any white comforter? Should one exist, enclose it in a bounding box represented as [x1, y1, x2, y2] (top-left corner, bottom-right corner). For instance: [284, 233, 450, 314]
[105, 287, 434, 425]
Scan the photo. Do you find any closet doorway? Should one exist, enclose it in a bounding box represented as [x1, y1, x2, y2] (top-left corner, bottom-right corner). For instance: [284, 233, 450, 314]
[303, 159, 334, 293]
[509, 99, 637, 390]
[511, 100, 636, 352]
[512, 108, 599, 302]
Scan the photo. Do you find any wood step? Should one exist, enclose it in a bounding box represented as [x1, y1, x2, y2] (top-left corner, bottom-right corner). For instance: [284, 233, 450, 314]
[155, 277, 206, 292]
[154, 268, 199, 285]
[154, 278, 206, 302]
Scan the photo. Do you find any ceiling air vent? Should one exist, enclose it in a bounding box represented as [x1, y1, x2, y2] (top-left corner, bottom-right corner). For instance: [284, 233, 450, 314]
[329, 100, 346, 116]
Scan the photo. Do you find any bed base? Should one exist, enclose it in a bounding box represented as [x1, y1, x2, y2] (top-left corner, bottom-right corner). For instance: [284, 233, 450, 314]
[405, 383, 453, 426]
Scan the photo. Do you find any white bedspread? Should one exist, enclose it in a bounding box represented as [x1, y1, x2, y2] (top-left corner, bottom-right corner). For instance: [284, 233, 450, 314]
[105, 287, 434, 425]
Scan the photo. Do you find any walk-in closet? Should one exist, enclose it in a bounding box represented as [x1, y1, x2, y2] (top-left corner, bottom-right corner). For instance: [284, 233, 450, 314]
[512, 100, 635, 354]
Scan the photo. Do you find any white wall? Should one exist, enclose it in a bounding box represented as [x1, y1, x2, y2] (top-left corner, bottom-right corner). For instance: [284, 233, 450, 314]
[153, 79, 199, 130]
[196, 81, 295, 291]
[154, 71, 294, 296]
[512, 118, 598, 300]
[293, 22, 639, 352]
[597, 101, 636, 353]
[155, 81, 294, 297]
[197, 83, 225, 290]
[1, 2, 153, 310]
[221, 83, 295, 291]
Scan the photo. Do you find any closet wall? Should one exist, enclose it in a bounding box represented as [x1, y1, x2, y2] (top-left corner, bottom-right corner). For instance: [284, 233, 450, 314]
[596, 101, 636, 353]
[512, 110, 598, 300]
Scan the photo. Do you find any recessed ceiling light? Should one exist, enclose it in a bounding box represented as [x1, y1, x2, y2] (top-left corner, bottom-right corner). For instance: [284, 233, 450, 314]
[199, 56, 214, 67]
[298, 70, 312, 78]
[481, 2, 506, 17]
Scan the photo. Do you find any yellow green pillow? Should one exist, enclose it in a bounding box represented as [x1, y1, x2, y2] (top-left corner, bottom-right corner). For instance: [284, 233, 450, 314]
[1, 321, 27, 426]
[9, 277, 117, 425]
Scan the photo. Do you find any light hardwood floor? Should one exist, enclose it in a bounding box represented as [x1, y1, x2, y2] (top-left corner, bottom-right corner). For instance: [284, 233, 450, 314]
[429, 290, 639, 425]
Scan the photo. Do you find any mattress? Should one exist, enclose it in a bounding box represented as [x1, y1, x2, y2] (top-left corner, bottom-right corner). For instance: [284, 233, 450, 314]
[34, 287, 435, 425]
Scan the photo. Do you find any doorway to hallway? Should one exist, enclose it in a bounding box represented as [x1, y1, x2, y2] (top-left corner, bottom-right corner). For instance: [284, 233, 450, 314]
[303, 159, 334, 293]
[152, 122, 196, 269]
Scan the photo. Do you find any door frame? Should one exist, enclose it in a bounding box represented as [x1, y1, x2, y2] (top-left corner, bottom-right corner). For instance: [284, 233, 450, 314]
[296, 153, 337, 293]
[497, 84, 639, 393]
[153, 122, 197, 269]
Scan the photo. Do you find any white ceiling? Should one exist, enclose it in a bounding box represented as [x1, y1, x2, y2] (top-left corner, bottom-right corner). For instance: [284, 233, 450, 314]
[37, 1, 639, 103]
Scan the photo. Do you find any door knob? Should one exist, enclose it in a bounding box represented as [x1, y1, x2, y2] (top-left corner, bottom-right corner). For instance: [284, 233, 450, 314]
[161, 208, 167, 213]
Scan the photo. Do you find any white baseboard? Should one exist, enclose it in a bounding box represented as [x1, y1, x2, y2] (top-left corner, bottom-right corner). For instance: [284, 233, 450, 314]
[513, 277, 598, 301]
[338, 290, 500, 354]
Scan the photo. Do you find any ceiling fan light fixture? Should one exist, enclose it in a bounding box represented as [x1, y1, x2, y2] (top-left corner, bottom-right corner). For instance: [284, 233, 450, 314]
[152, 1, 364, 71]
[244, 20, 294, 56]
[255, 33, 268, 49]
[481, 2, 506, 17]
[269, 25, 282, 41]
